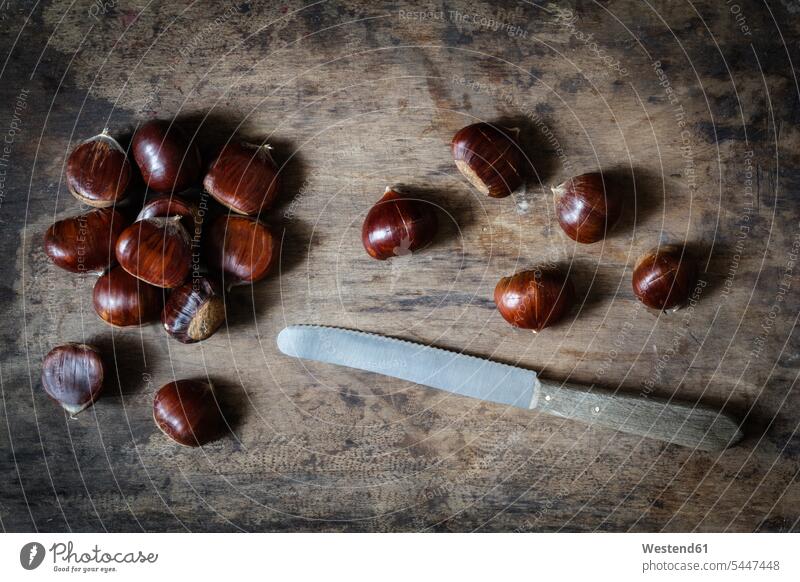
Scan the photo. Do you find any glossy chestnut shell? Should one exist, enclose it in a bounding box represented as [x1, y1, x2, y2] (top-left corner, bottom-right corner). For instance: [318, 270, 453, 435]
[553, 172, 623, 244]
[203, 142, 280, 215]
[115, 216, 192, 288]
[153, 379, 224, 447]
[66, 131, 132, 207]
[452, 123, 525, 198]
[44, 207, 129, 274]
[632, 246, 697, 311]
[204, 215, 277, 286]
[41, 343, 105, 416]
[361, 187, 438, 260]
[137, 194, 200, 238]
[93, 266, 163, 327]
[161, 277, 226, 343]
[494, 268, 575, 332]
[132, 120, 201, 193]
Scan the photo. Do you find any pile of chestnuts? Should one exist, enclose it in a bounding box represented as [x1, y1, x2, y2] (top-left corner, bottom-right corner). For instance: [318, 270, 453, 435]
[361, 121, 698, 333]
[41, 120, 282, 446]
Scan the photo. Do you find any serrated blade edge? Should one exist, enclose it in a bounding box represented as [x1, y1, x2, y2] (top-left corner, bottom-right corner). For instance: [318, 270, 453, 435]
[277, 325, 539, 409]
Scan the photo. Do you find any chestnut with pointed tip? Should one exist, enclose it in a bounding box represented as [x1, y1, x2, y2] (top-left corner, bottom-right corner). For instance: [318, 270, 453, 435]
[494, 268, 575, 332]
[204, 215, 277, 286]
[632, 246, 697, 311]
[93, 266, 163, 327]
[553, 172, 622, 244]
[161, 277, 226, 343]
[41, 343, 105, 416]
[153, 379, 224, 446]
[137, 194, 200, 237]
[361, 187, 438, 260]
[203, 142, 280, 215]
[452, 123, 525, 198]
[132, 120, 201, 193]
[115, 216, 192, 288]
[44, 207, 129, 274]
[66, 130, 132, 207]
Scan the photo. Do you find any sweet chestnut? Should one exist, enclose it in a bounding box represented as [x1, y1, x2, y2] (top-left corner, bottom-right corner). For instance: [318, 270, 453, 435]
[452, 123, 525, 198]
[632, 246, 697, 311]
[93, 266, 163, 327]
[361, 187, 438, 260]
[41, 343, 105, 416]
[494, 268, 575, 332]
[553, 172, 623, 244]
[115, 216, 192, 288]
[132, 120, 201, 193]
[137, 194, 200, 238]
[204, 214, 277, 286]
[161, 277, 226, 343]
[153, 379, 224, 446]
[203, 142, 280, 215]
[66, 131, 132, 207]
[44, 208, 129, 274]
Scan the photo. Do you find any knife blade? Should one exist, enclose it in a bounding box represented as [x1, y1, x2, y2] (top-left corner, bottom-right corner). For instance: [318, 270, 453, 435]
[277, 324, 541, 408]
[276, 325, 743, 451]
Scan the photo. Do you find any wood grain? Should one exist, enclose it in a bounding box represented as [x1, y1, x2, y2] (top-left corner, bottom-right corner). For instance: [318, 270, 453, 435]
[0, 0, 799, 532]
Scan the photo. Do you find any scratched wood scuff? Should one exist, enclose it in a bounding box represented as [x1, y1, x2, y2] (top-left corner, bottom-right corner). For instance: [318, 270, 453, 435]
[0, 0, 798, 532]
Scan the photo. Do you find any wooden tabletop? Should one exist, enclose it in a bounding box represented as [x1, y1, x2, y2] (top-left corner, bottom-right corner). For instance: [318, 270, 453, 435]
[1, 0, 799, 532]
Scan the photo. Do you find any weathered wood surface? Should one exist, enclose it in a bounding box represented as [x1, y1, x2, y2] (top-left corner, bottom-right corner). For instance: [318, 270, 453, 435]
[1, 0, 799, 532]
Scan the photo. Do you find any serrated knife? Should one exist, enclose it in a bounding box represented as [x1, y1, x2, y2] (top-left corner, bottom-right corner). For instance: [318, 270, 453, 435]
[277, 325, 743, 452]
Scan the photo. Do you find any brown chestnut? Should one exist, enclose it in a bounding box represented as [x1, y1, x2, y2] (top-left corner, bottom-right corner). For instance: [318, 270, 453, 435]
[153, 379, 224, 447]
[452, 122, 525, 198]
[203, 142, 280, 215]
[204, 215, 277, 286]
[137, 194, 200, 237]
[41, 343, 104, 416]
[632, 246, 697, 311]
[553, 172, 622, 244]
[161, 277, 226, 343]
[132, 120, 201, 193]
[66, 130, 132, 207]
[361, 187, 438, 260]
[494, 268, 574, 332]
[93, 266, 163, 327]
[115, 216, 192, 288]
[44, 207, 129, 274]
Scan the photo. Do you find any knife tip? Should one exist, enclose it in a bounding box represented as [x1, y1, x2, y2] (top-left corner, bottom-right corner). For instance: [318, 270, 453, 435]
[276, 326, 298, 356]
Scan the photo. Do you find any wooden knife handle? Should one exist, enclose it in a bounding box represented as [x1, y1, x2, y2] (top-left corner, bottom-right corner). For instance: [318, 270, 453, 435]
[532, 380, 743, 452]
